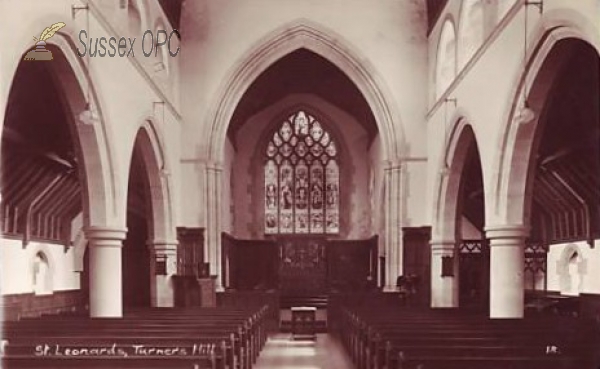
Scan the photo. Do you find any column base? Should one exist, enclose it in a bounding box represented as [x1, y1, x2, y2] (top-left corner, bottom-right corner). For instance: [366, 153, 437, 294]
[383, 285, 399, 293]
[154, 275, 174, 308]
[430, 240, 458, 308]
[486, 225, 527, 319]
[86, 226, 127, 318]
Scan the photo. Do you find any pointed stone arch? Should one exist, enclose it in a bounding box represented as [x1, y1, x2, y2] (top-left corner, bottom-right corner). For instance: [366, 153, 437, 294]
[205, 19, 405, 165]
[130, 119, 175, 244]
[432, 118, 481, 241]
[491, 11, 600, 228]
[126, 120, 177, 307]
[1, 26, 117, 228]
[1, 23, 125, 316]
[431, 117, 484, 308]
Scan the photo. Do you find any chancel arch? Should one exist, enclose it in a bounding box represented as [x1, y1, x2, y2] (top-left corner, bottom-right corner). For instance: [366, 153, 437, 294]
[202, 20, 406, 293]
[225, 80, 379, 289]
[205, 19, 404, 166]
[206, 22, 405, 289]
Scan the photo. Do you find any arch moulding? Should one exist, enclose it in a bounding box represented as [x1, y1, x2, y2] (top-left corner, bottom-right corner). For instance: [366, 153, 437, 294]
[205, 19, 405, 165]
[431, 116, 479, 242]
[491, 9, 600, 229]
[132, 118, 176, 244]
[1, 18, 118, 229]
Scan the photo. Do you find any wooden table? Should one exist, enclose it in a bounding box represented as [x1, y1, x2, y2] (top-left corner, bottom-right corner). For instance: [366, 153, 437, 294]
[291, 306, 317, 340]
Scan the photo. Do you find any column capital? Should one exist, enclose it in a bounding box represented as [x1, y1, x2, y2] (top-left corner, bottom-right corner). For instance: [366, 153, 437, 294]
[484, 224, 529, 240]
[430, 239, 455, 245]
[430, 239, 455, 251]
[147, 239, 178, 253]
[147, 239, 179, 246]
[84, 226, 127, 241]
[384, 159, 403, 170]
[205, 160, 223, 172]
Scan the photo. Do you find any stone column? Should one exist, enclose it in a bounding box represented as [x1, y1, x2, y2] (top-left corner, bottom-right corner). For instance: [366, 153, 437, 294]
[85, 226, 127, 318]
[383, 162, 403, 291]
[148, 240, 178, 307]
[430, 240, 458, 308]
[205, 162, 224, 291]
[485, 225, 528, 318]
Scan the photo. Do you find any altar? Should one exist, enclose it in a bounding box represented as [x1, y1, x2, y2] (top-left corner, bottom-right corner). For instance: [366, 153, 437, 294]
[290, 306, 317, 340]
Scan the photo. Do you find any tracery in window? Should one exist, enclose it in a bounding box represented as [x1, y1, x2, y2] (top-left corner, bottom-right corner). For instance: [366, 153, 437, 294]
[265, 111, 339, 235]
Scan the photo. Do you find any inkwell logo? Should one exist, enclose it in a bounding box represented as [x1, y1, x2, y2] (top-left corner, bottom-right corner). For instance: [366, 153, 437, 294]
[23, 22, 66, 61]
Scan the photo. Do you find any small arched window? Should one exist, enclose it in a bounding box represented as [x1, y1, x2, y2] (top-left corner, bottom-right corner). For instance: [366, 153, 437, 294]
[264, 110, 340, 235]
[33, 252, 52, 295]
[559, 245, 583, 297]
[436, 20, 457, 97]
[458, 0, 485, 69]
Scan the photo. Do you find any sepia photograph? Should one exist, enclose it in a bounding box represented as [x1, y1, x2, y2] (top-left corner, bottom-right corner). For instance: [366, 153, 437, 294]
[1, 0, 600, 368]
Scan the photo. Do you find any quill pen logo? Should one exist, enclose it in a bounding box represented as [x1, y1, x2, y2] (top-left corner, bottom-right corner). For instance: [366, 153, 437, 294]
[23, 22, 66, 61]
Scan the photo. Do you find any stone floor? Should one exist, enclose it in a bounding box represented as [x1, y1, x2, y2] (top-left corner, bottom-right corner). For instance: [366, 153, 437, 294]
[254, 333, 355, 369]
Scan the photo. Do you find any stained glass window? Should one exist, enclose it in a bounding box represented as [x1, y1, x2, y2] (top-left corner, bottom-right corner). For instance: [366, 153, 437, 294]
[265, 111, 340, 234]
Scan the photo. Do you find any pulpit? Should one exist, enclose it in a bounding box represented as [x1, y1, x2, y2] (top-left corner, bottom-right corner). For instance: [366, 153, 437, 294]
[291, 306, 316, 340]
[198, 276, 217, 307]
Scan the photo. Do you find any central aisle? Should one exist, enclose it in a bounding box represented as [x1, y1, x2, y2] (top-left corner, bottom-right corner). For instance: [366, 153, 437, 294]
[254, 333, 356, 369]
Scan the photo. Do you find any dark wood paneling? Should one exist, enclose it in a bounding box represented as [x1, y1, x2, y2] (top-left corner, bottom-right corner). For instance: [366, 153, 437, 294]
[278, 237, 327, 295]
[580, 293, 600, 321]
[224, 234, 378, 295]
[327, 236, 377, 293]
[223, 233, 278, 291]
[123, 212, 150, 308]
[402, 227, 431, 307]
[1, 289, 85, 320]
[177, 227, 204, 277]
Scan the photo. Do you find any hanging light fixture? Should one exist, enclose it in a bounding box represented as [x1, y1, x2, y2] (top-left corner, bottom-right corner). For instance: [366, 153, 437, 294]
[72, 3, 99, 126]
[517, 1, 544, 124]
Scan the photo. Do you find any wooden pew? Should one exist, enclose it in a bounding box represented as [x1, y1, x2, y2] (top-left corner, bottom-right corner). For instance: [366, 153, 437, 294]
[331, 301, 600, 369]
[2, 304, 272, 369]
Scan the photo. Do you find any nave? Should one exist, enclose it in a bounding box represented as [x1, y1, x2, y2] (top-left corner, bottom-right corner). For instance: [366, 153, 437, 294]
[2, 1, 600, 369]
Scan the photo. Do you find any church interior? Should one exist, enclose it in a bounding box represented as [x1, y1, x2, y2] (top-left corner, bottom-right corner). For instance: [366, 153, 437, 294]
[1, 0, 600, 368]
